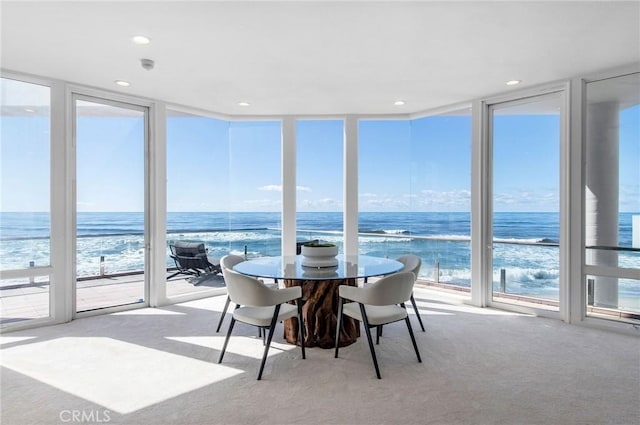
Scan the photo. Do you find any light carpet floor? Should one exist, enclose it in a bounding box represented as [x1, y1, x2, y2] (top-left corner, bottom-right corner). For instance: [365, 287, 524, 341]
[1, 287, 639, 425]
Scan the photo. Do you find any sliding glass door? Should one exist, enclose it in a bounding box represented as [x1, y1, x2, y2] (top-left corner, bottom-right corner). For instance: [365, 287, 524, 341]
[74, 96, 148, 313]
[489, 93, 562, 311]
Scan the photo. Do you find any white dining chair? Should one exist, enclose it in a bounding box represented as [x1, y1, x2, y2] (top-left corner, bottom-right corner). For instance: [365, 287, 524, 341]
[216, 254, 246, 333]
[396, 254, 425, 332]
[218, 265, 305, 380]
[216, 254, 277, 334]
[364, 254, 425, 336]
[334, 271, 421, 379]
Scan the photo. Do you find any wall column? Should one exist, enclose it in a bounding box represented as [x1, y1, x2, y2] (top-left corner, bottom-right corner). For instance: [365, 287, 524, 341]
[343, 116, 359, 257]
[281, 117, 297, 257]
[585, 101, 619, 308]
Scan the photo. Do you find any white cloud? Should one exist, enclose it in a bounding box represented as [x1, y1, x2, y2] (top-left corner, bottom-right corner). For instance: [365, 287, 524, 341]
[493, 190, 558, 211]
[257, 184, 312, 192]
[359, 189, 471, 212]
[416, 189, 471, 210]
[233, 199, 281, 212]
[258, 184, 282, 192]
[297, 197, 341, 211]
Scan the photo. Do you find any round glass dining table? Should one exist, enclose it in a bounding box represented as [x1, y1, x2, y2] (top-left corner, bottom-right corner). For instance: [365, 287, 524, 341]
[233, 255, 403, 348]
[233, 254, 403, 281]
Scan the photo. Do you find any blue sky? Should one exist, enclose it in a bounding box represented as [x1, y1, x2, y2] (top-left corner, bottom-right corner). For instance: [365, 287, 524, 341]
[1, 78, 638, 214]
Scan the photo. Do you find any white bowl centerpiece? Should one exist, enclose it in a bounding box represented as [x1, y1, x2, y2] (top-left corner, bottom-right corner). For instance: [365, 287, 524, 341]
[301, 241, 339, 268]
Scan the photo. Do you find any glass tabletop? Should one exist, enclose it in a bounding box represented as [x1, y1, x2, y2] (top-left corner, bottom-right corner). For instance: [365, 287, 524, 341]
[233, 255, 403, 281]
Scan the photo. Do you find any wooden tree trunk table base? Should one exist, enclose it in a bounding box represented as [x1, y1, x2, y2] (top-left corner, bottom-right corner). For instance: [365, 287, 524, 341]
[283, 278, 360, 348]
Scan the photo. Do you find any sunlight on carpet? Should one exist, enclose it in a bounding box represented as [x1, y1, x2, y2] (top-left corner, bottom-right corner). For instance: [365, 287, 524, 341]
[0, 335, 36, 346]
[166, 335, 298, 360]
[112, 309, 186, 316]
[1, 337, 242, 414]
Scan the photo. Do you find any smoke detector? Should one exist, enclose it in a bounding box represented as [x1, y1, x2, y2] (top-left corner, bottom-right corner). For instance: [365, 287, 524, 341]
[140, 58, 155, 71]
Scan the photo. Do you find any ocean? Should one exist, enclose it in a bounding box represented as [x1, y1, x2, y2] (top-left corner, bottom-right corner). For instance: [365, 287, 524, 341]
[1, 211, 638, 310]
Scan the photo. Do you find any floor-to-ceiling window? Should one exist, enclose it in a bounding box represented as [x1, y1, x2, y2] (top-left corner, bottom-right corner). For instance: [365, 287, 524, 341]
[73, 96, 148, 313]
[410, 110, 472, 287]
[0, 77, 51, 325]
[166, 114, 282, 296]
[358, 110, 471, 286]
[228, 121, 282, 257]
[165, 110, 230, 297]
[296, 120, 344, 249]
[358, 119, 411, 256]
[489, 93, 562, 311]
[2, 67, 637, 331]
[584, 72, 640, 322]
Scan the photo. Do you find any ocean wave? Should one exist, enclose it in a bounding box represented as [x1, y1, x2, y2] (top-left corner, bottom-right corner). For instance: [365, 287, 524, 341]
[360, 229, 411, 235]
[168, 230, 278, 244]
[358, 236, 413, 244]
[424, 234, 471, 241]
[493, 237, 558, 245]
[493, 267, 560, 286]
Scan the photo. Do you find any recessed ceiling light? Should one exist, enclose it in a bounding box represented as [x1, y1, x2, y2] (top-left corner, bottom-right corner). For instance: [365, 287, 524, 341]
[394, 100, 405, 106]
[132, 35, 151, 45]
[506, 80, 521, 86]
[238, 102, 250, 106]
[115, 80, 130, 87]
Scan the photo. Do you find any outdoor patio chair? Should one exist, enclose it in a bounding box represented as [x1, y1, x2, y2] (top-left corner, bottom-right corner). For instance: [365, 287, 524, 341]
[168, 241, 221, 280]
[334, 271, 422, 379]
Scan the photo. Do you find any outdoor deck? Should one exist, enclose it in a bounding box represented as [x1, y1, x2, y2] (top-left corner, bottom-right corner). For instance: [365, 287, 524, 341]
[2, 270, 637, 326]
[0, 271, 231, 325]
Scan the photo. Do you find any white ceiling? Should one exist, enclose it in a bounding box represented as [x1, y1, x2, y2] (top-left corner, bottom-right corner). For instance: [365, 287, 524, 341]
[1, 1, 639, 116]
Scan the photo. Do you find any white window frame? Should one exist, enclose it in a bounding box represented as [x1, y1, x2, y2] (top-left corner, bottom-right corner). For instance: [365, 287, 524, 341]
[475, 82, 570, 322]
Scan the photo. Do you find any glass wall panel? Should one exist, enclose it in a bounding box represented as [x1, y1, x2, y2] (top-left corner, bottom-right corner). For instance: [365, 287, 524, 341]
[358, 111, 471, 288]
[410, 112, 472, 286]
[166, 116, 281, 296]
[490, 94, 561, 310]
[166, 111, 230, 296]
[585, 72, 640, 321]
[228, 121, 282, 257]
[296, 120, 344, 250]
[358, 120, 412, 260]
[0, 77, 51, 324]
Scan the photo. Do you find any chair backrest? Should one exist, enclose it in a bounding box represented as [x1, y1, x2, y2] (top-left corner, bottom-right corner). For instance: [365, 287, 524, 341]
[172, 241, 206, 257]
[396, 254, 421, 279]
[220, 254, 245, 271]
[365, 271, 416, 306]
[221, 266, 280, 307]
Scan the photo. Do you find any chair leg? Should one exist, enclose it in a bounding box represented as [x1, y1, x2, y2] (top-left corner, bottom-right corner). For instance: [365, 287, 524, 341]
[334, 298, 344, 358]
[410, 293, 425, 332]
[376, 325, 382, 345]
[297, 300, 306, 359]
[402, 303, 422, 363]
[257, 304, 281, 381]
[359, 303, 381, 379]
[215, 296, 231, 333]
[218, 317, 236, 364]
